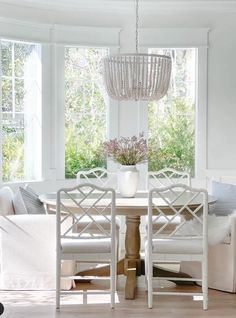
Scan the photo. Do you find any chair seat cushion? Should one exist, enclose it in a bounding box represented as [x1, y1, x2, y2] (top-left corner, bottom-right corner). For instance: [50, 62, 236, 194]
[61, 238, 112, 254]
[145, 238, 203, 254]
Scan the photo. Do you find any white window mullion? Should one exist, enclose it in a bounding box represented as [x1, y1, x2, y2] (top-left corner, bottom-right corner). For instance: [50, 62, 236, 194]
[195, 46, 208, 178]
[55, 45, 65, 179]
[41, 43, 53, 180]
[24, 44, 42, 180]
[107, 46, 120, 172]
[12, 42, 15, 118]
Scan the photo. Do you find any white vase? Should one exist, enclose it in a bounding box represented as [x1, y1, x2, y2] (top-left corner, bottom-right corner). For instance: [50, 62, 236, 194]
[118, 165, 139, 198]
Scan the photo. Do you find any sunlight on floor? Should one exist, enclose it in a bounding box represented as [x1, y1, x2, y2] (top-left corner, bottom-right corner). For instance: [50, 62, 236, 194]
[61, 291, 120, 305]
[0, 290, 120, 307]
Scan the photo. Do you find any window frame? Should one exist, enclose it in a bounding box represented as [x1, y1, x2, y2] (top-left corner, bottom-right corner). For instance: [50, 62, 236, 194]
[48, 27, 121, 181]
[63, 45, 111, 179]
[0, 38, 42, 182]
[139, 28, 209, 180]
[147, 46, 197, 176]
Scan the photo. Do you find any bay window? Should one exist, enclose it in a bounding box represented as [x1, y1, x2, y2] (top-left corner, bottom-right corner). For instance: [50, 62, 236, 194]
[0, 24, 207, 184]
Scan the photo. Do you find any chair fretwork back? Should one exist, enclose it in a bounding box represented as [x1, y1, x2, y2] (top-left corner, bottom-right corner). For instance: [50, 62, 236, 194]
[57, 183, 116, 240]
[148, 168, 191, 189]
[77, 168, 117, 190]
[149, 184, 208, 240]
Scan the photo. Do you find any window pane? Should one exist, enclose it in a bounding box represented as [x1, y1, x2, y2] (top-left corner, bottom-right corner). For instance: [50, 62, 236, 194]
[15, 78, 25, 112]
[64, 47, 108, 179]
[2, 113, 24, 181]
[148, 48, 196, 176]
[1, 40, 42, 182]
[14, 43, 35, 78]
[2, 78, 12, 112]
[1, 41, 12, 76]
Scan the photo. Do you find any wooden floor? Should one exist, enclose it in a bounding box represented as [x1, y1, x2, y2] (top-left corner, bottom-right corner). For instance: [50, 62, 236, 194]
[1, 283, 236, 318]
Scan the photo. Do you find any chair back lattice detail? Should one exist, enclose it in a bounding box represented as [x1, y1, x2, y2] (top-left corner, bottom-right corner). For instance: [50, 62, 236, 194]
[77, 168, 117, 190]
[148, 168, 191, 189]
[149, 184, 208, 240]
[56, 183, 116, 240]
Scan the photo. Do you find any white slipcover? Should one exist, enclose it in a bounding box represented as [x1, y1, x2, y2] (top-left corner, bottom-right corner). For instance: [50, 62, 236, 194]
[181, 215, 236, 293]
[0, 214, 74, 290]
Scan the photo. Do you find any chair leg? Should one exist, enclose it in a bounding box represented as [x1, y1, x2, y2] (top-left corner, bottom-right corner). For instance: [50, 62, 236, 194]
[147, 253, 153, 309]
[202, 259, 208, 310]
[110, 252, 116, 309]
[56, 254, 61, 311]
[144, 255, 148, 292]
[144, 275, 148, 292]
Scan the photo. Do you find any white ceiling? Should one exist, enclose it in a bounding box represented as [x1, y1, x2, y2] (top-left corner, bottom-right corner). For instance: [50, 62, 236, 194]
[1, 0, 236, 14]
[0, 0, 236, 26]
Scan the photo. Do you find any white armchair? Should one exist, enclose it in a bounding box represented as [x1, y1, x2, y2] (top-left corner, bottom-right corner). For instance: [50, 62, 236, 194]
[0, 186, 74, 290]
[0, 214, 54, 290]
[0, 214, 74, 290]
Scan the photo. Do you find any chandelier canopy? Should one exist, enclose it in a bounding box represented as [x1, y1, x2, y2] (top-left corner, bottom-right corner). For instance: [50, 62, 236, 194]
[102, 0, 172, 102]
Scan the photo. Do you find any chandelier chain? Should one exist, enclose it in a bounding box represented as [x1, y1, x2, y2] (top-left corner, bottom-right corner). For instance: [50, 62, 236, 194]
[136, 0, 139, 54]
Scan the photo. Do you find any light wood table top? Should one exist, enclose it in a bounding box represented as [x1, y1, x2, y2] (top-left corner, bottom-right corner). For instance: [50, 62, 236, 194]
[40, 191, 216, 216]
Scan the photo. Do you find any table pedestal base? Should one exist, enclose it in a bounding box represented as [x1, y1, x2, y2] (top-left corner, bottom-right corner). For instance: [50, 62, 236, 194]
[76, 215, 193, 299]
[76, 258, 193, 299]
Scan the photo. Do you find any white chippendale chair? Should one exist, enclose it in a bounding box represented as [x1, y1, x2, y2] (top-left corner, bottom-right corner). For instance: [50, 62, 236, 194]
[146, 169, 191, 234]
[148, 168, 191, 189]
[76, 167, 120, 255]
[145, 184, 208, 310]
[77, 167, 117, 188]
[56, 183, 117, 310]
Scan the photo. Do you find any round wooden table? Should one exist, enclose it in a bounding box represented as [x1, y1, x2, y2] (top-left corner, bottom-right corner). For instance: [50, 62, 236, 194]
[40, 191, 216, 300]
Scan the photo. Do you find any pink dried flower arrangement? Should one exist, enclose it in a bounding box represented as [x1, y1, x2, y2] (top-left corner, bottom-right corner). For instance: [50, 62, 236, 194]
[104, 133, 148, 165]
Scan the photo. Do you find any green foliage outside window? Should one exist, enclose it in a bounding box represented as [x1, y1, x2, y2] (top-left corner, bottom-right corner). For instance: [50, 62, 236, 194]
[148, 48, 196, 176]
[65, 123, 106, 179]
[64, 47, 107, 178]
[2, 127, 24, 181]
[148, 97, 195, 175]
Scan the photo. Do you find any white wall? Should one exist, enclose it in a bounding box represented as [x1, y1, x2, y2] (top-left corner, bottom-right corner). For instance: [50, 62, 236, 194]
[0, 3, 236, 192]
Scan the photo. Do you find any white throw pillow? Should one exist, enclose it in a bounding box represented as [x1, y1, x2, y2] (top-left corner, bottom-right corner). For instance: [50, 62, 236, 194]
[212, 180, 236, 216]
[177, 212, 236, 245]
[0, 186, 14, 216]
[13, 186, 46, 215]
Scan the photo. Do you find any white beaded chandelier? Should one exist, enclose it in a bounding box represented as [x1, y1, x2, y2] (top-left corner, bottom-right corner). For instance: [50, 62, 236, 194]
[103, 0, 172, 101]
